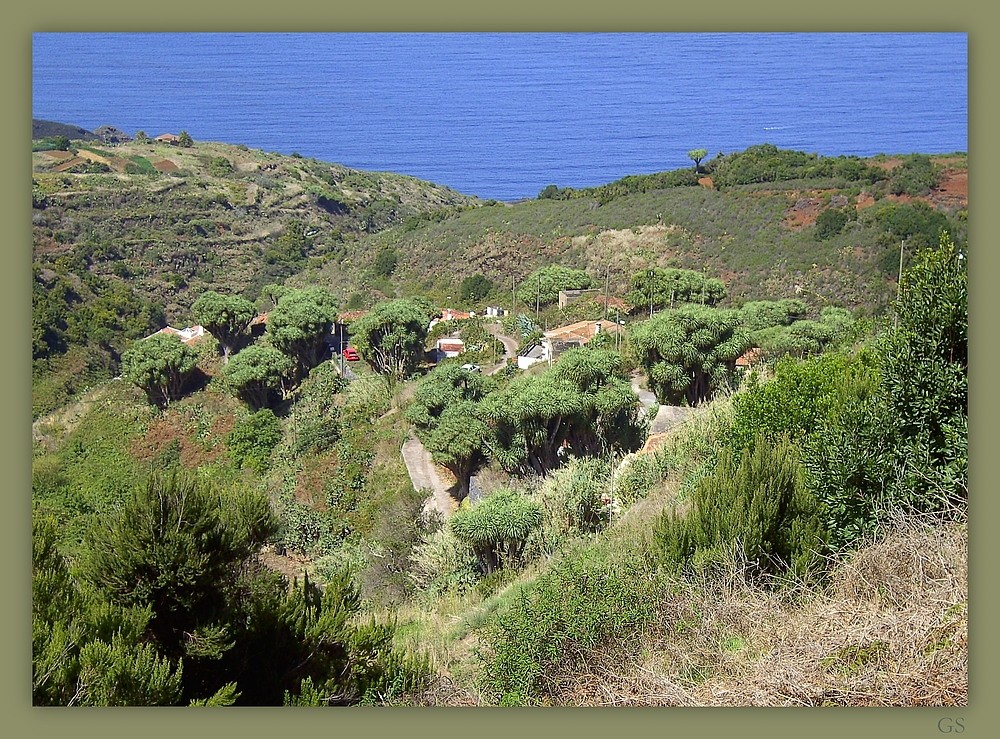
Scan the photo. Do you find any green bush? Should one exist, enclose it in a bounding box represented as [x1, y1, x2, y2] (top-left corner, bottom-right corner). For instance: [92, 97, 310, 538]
[815, 208, 849, 239]
[478, 551, 660, 705]
[227, 409, 282, 473]
[655, 434, 828, 581]
[725, 350, 877, 458]
[450, 488, 543, 576]
[888, 154, 940, 196]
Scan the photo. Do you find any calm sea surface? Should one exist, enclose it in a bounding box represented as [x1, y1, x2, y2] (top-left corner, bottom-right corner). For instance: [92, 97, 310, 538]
[32, 33, 968, 202]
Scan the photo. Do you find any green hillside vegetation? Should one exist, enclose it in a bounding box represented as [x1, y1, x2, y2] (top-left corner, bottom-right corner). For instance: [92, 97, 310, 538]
[32, 131, 967, 706]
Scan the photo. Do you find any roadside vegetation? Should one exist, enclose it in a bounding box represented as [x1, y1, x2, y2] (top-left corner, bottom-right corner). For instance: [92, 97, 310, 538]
[32, 133, 967, 706]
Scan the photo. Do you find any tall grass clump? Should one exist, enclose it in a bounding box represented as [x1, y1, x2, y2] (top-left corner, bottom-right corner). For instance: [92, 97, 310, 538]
[654, 434, 828, 583]
[476, 547, 663, 705]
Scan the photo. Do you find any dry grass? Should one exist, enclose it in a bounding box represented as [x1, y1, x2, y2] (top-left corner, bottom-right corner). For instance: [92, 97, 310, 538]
[407, 516, 967, 707]
[545, 518, 967, 707]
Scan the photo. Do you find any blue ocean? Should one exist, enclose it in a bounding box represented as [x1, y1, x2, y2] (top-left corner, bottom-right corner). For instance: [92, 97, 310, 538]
[32, 33, 967, 202]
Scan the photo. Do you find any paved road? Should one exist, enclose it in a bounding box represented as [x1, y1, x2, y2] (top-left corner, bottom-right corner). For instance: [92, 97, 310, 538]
[631, 374, 694, 434]
[485, 323, 519, 375]
[401, 436, 459, 521]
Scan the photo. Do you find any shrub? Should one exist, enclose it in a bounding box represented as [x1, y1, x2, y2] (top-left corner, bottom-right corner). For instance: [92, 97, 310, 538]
[478, 551, 661, 705]
[227, 409, 282, 473]
[450, 488, 543, 576]
[888, 154, 941, 196]
[460, 273, 494, 302]
[815, 208, 849, 239]
[655, 434, 828, 581]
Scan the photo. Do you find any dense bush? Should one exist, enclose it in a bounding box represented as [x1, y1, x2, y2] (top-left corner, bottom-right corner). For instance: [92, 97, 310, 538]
[655, 434, 828, 581]
[711, 145, 885, 188]
[815, 207, 849, 239]
[478, 551, 661, 705]
[888, 154, 941, 196]
[460, 273, 494, 302]
[864, 200, 951, 250]
[878, 233, 967, 512]
[227, 409, 283, 473]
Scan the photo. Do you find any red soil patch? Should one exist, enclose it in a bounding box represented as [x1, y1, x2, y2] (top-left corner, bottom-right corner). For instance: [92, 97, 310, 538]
[131, 411, 230, 468]
[698, 176, 715, 189]
[41, 150, 75, 161]
[784, 159, 967, 227]
[153, 158, 179, 172]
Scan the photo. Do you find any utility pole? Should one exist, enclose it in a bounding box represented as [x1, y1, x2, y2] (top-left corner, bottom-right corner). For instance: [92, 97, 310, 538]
[895, 239, 906, 328]
[604, 264, 610, 321]
[511, 275, 516, 317]
[648, 269, 654, 318]
[536, 274, 540, 322]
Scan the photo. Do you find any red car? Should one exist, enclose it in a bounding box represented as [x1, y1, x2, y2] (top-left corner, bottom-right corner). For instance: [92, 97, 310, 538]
[342, 346, 360, 361]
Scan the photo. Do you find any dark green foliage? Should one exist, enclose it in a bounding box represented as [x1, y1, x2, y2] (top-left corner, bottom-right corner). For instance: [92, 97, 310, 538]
[177, 131, 194, 147]
[630, 306, 750, 406]
[424, 401, 491, 498]
[120, 332, 200, 409]
[815, 207, 849, 239]
[879, 233, 967, 511]
[711, 144, 884, 188]
[191, 290, 257, 362]
[587, 169, 701, 204]
[221, 344, 293, 411]
[478, 552, 660, 705]
[351, 298, 430, 381]
[655, 435, 828, 581]
[37, 472, 423, 706]
[888, 154, 941, 196]
[264, 220, 312, 266]
[460, 272, 495, 302]
[726, 348, 894, 550]
[373, 247, 400, 277]
[272, 573, 429, 706]
[74, 473, 277, 703]
[450, 488, 543, 575]
[290, 364, 345, 456]
[626, 267, 727, 312]
[406, 363, 492, 495]
[799, 368, 896, 550]
[866, 200, 951, 250]
[515, 265, 594, 307]
[207, 156, 234, 176]
[227, 409, 283, 473]
[266, 286, 337, 384]
[33, 515, 185, 706]
[32, 265, 163, 362]
[484, 348, 645, 475]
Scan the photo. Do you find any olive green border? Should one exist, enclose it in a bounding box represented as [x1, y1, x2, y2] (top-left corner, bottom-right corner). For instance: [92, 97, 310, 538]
[5, 3, 990, 738]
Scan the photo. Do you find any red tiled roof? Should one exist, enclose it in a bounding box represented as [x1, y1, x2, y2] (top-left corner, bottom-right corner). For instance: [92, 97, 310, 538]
[736, 347, 763, 367]
[152, 325, 207, 346]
